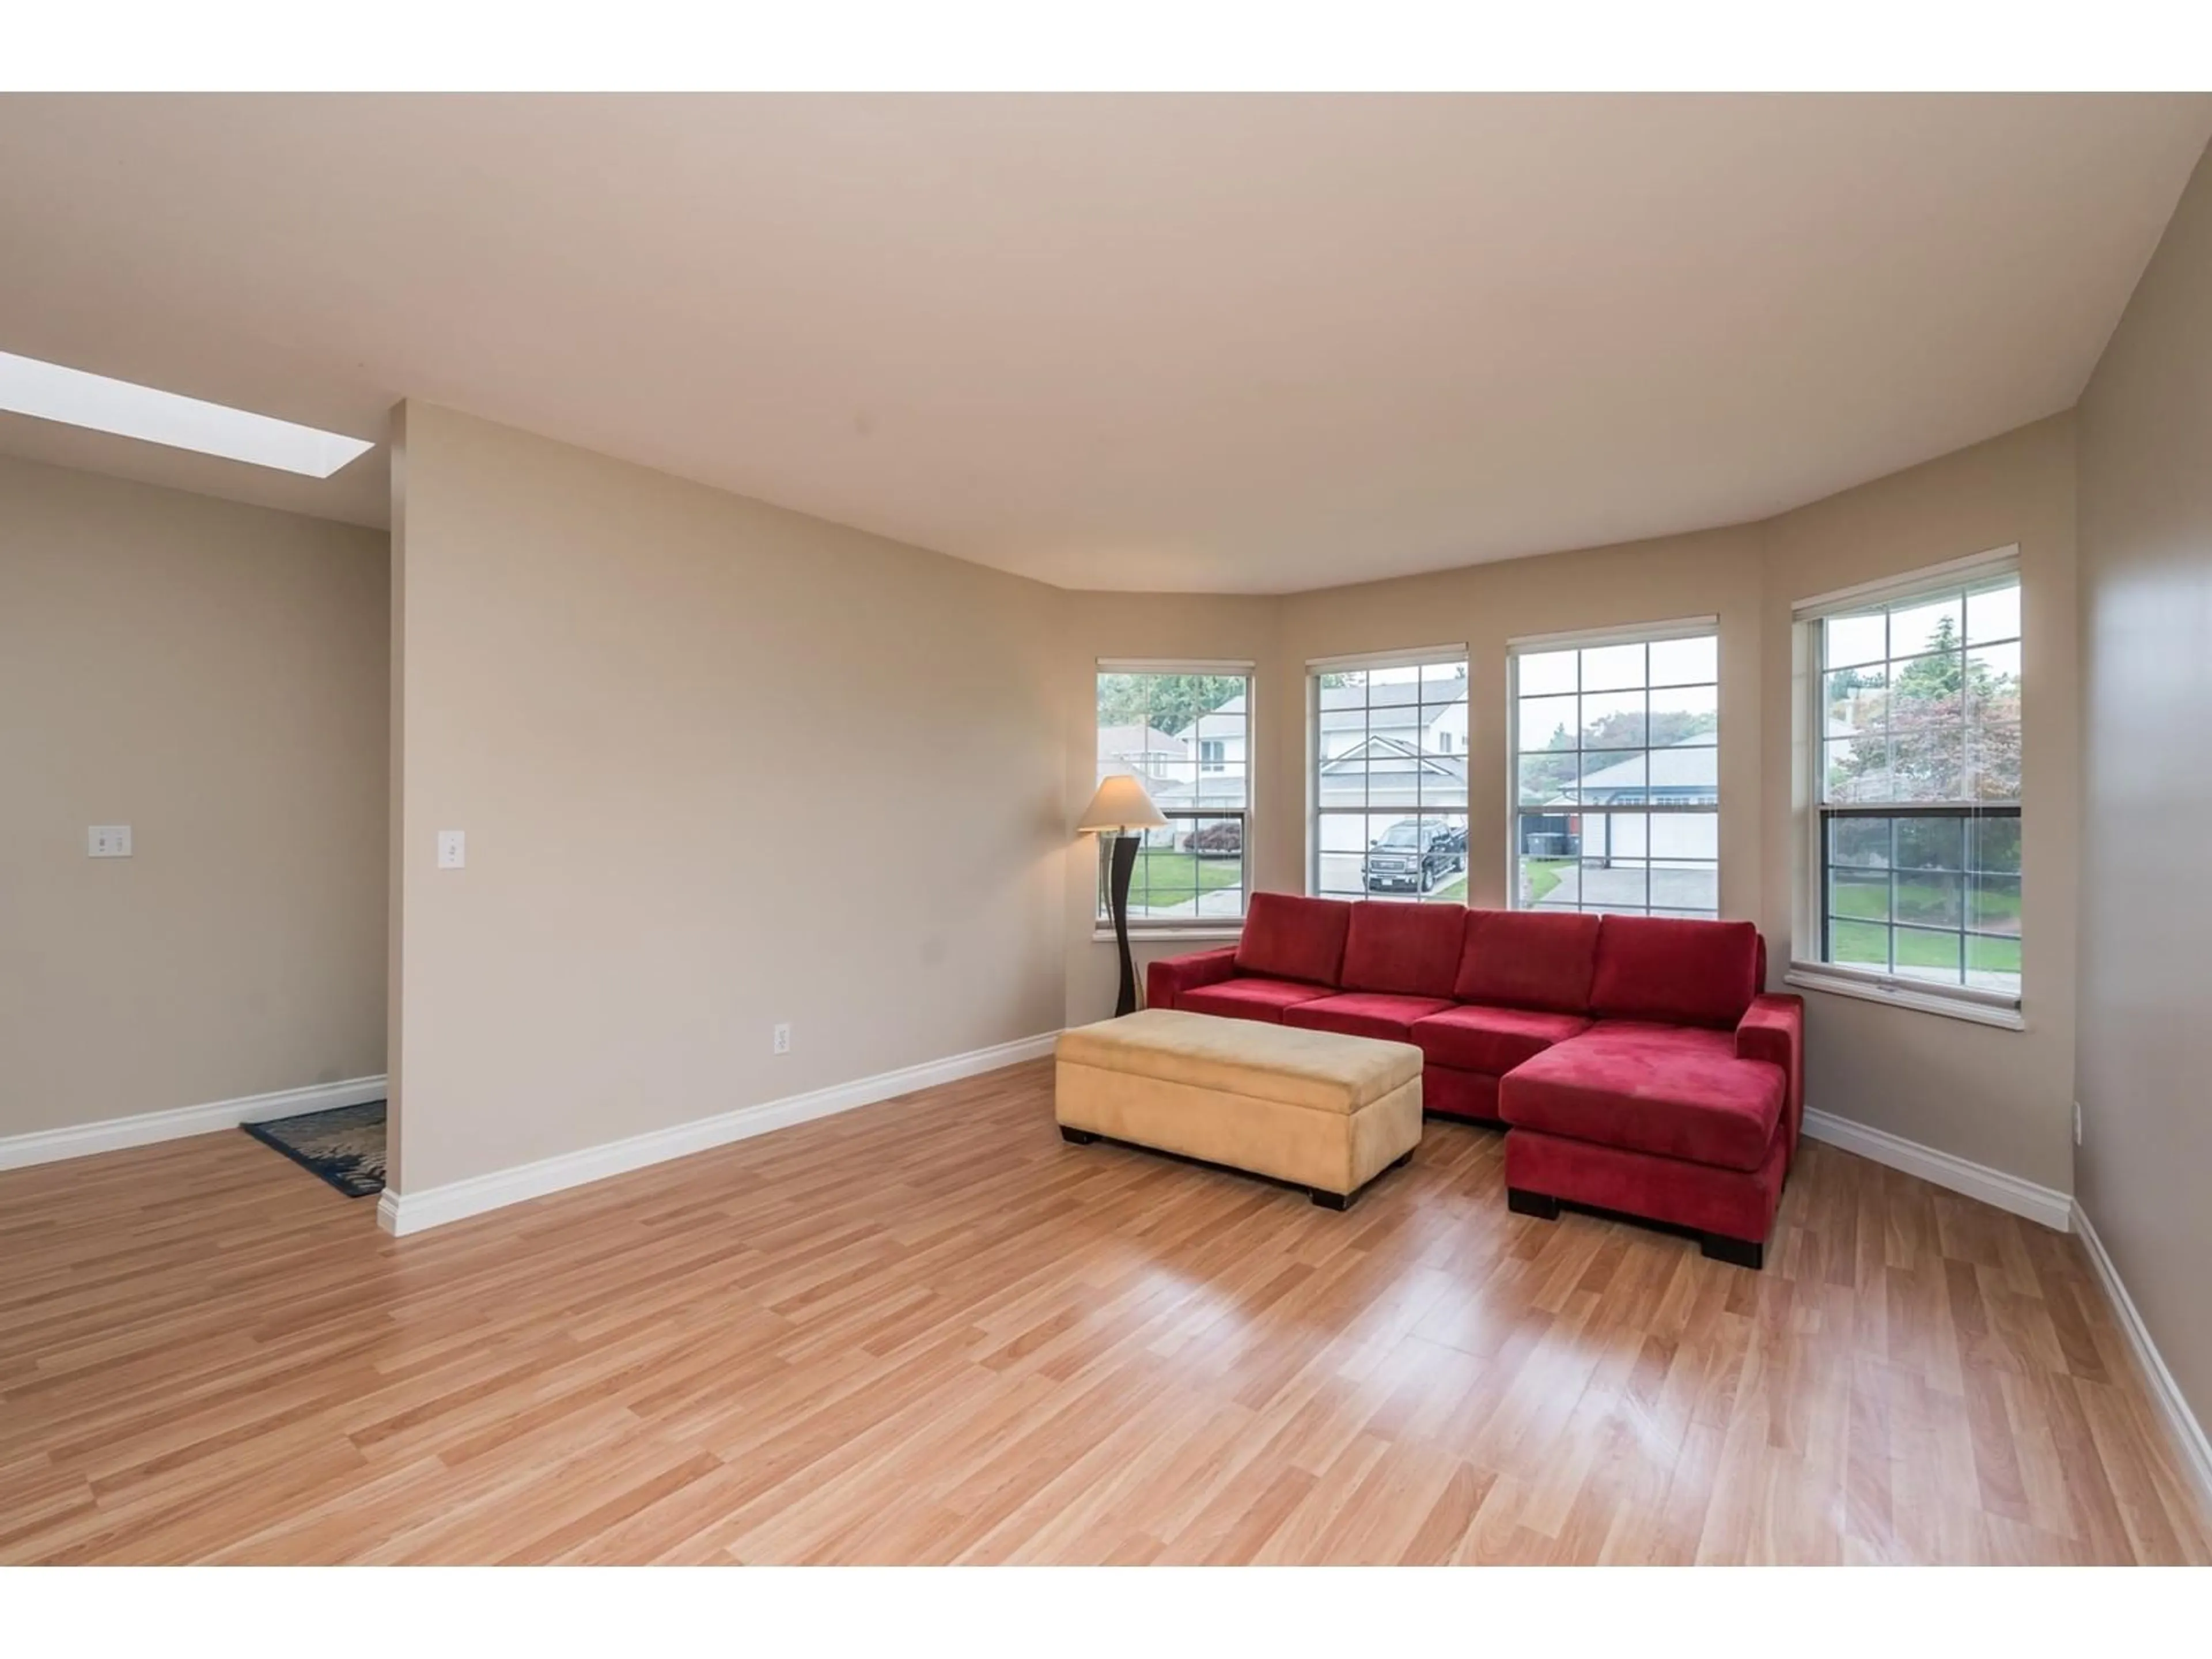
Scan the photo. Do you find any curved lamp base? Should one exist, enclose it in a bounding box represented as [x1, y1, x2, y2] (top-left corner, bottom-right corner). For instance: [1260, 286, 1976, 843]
[1108, 832, 1141, 1017]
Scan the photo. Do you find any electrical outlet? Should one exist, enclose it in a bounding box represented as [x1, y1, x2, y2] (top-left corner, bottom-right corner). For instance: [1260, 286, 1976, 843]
[87, 825, 132, 858]
[2074, 1100, 2084, 1147]
[772, 1022, 792, 1056]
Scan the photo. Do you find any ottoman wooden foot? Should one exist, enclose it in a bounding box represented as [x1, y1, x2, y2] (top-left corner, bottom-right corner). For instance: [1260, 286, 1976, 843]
[1059, 1126, 1098, 1145]
[1310, 1188, 1353, 1211]
[1700, 1232, 1765, 1271]
[1507, 1187, 1560, 1221]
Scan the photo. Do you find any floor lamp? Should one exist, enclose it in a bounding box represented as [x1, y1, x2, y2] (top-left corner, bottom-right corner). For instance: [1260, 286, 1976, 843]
[1077, 775, 1168, 1018]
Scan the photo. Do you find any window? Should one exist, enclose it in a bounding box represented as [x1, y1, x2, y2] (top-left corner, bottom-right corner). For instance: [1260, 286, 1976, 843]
[1510, 623, 1719, 918]
[0, 349, 376, 478]
[1802, 560, 2021, 1012]
[1310, 650, 1469, 904]
[1095, 664, 1251, 925]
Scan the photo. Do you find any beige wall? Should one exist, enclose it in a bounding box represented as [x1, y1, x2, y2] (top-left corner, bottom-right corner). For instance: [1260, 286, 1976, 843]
[2075, 141, 2212, 1429]
[1066, 421, 2082, 1198]
[1762, 414, 2080, 1191]
[391, 403, 1067, 1194]
[0, 454, 389, 1137]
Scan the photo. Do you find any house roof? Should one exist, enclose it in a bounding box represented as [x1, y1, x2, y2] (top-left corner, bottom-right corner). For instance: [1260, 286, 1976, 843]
[1319, 681, 1467, 734]
[1168, 680, 1471, 741]
[1318, 734, 1468, 778]
[1096, 724, 1188, 764]
[1561, 734, 1717, 797]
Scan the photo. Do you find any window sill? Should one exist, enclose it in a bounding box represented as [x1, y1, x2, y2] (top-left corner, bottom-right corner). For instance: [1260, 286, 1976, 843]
[1783, 964, 2025, 1031]
[1093, 924, 1245, 945]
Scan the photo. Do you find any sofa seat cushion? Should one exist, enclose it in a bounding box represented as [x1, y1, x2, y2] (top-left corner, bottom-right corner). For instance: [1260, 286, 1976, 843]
[1179, 976, 1339, 1024]
[1498, 1021, 1784, 1172]
[1283, 991, 1456, 1042]
[1409, 1003, 1589, 1075]
[1233, 892, 1353, 987]
[1339, 902, 1468, 999]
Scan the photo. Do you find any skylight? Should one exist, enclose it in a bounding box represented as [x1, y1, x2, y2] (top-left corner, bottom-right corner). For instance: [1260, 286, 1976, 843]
[0, 351, 375, 478]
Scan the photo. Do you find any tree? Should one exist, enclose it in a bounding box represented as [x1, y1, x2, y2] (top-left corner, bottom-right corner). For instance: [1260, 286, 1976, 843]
[1829, 613, 2020, 802]
[1517, 706, 1718, 804]
[1096, 673, 1245, 738]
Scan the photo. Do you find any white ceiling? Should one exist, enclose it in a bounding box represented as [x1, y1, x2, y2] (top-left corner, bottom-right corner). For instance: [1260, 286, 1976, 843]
[1, 94, 2206, 593]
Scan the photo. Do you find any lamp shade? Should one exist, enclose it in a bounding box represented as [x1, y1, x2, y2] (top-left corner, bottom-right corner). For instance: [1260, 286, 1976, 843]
[1075, 774, 1168, 835]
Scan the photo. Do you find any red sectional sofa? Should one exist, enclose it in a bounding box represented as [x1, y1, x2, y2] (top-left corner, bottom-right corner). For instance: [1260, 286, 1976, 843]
[1146, 892, 1804, 1268]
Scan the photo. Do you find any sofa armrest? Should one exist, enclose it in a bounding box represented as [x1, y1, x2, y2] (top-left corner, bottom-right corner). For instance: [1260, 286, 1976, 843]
[1146, 947, 1240, 1012]
[1736, 993, 1805, 1149]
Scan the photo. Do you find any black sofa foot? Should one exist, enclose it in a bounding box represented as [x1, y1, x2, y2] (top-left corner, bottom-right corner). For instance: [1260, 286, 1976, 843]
[1059, 1126, 1098, 1145]
[1390, 1150, 1414, 1169]
[1506, 1187, 1561, 1221]
[1700, 1232, 1765, 1270]
[1310, 1188, 1352, 1210]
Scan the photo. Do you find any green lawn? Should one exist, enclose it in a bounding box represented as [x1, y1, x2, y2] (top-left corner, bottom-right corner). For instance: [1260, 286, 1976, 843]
[1831, 872, 2021, 929]
[1827, 870, 2021, 976]
[1430, 856, 1567, 907]
[1519, 857, 1572, 906]
[1829, 918, 2021, 977]
[1126, 849, 1243, 908]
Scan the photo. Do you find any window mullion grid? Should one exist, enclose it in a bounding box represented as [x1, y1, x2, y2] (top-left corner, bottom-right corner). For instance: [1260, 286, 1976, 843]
[1570, 647, 1586, 915]
[1817, 800, 2021, 991]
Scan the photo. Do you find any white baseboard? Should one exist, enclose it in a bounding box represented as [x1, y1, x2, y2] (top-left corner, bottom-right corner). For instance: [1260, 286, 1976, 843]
[2071, 1200, 2212, 1513]
[378, 1031, 1059, 1237]
[1801, 1107, 2074, 1232]
[0, 1074, 388, 1173]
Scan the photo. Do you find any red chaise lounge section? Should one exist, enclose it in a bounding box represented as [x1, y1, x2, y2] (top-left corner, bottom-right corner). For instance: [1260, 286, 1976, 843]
[1499, 916, 1798, 1268]
[1144, 893, 1805, 1267]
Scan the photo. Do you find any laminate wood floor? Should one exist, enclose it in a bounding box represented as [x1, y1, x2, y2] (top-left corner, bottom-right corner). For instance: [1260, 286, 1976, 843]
[2, 1059, 2204, 1565]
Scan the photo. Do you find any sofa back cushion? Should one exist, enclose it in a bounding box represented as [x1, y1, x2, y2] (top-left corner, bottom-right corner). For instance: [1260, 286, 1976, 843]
[1234, 892, 1353, 987]
[1453, 909, 1604, 1013]
[1589, 915, 1764, 1028]
[1339, 902, 1468, 999]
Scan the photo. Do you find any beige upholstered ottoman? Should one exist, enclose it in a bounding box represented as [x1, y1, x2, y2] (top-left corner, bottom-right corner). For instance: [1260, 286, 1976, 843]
[1054, 1009, 1423, 1209]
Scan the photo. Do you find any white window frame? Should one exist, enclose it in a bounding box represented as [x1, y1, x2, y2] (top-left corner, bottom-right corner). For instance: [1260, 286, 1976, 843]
[1094, 658, 1255, 938]
[1505, 616, 1721, 921]
[1306, 644, 1472, 906]
[1785, 547, 2025, 1030]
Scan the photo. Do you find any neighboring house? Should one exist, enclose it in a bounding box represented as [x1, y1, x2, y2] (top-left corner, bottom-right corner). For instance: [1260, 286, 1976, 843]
[1315, 679, 1467, 760]
[1095, 724, 1190, 789]
[1178, 696, 1251, 779]
[1104, 681, 1475, 845]
[1134, 700, 1253, 823]
[1531, 732, 1718, 862]
[1312, 679, 1469, 821]
[1571, 734, 1719, 806]
[1097, 720, 1229, 850]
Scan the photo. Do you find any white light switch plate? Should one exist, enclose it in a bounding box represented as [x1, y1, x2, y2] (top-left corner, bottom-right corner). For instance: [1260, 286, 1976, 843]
[88, 825, 132, 858]
[437, 830, 467, 869]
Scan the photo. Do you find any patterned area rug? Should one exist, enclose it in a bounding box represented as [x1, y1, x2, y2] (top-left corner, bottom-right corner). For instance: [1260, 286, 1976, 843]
[241, 1101, 386, 1198]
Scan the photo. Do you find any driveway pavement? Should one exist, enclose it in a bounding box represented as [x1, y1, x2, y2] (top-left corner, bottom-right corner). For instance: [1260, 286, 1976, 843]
[1531, 862, 1717, 915]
